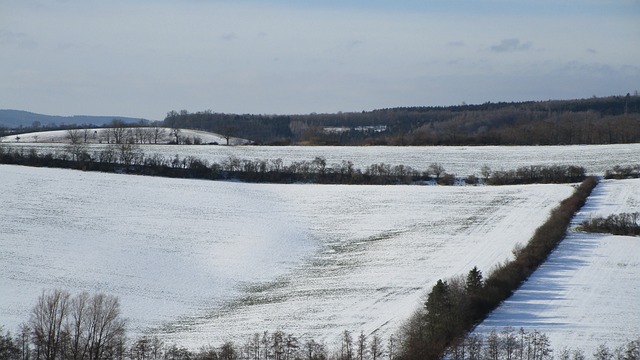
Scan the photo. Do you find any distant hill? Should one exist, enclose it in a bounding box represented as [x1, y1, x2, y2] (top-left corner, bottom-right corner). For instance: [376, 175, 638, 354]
[0, 109, 154, 129]
[164, 94, 640, 145]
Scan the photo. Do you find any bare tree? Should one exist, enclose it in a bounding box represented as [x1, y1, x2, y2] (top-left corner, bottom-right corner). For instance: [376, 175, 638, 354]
[485, 330, 499, 360]
[284, 334, 298, 360]
[119, 143, 142, 166]
[369, 334, 383, 360]
[30, 289, 70, 360]
[356, 332, 366, 360]
[222, 126, 236, 145]
[133, 128, 145, 144]
[149, 337, 163, 360]
[131, 337, 150, 360]
[66, 142, 88, 162]
[170, 128, 181, 145]
[16, 323, 31, 360]
[428, 163, 445, 181]
[480, 165, 492, 182]
[66, 292, 91, 360]
[82, 128, 91, 143]
[572, 349, 586, 360]
[141, 128, 154, 145]
[312, 157, 327, 175]
[340, 331, 353, 360]
[593, 344, 613, 360]
[387, 335, 396, 360]
[271, 331, 284, 360]
[0, 326, 20, 360]
[30, 290, 125, 360]
[502, 327, 517, 360]
[152, 126, 166, 144]
[110, 120, 127, 144]
[304, 339, 326, 360]
[84, 293, 126, 360]
[100, 129, 110, 144]
[219, 341, 237, 360]
[67, 129, 82, 144]
[261, 332, 270, 360]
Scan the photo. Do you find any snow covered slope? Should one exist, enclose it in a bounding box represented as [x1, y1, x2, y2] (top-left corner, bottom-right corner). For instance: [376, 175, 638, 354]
[0, 165, 574, 347]
[0, 128, 250, 145]
[474, 179, 640, 353]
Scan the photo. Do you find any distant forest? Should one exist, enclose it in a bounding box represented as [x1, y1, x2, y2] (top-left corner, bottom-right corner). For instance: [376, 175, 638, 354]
[163, 94, 640, 145]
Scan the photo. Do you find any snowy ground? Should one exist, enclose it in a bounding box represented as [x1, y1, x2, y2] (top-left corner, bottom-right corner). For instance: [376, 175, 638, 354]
[474, 179, 640, 354]
[2, 142, 639, 177]
[0, 164, 575, 347]
[0, 128, 250, 145]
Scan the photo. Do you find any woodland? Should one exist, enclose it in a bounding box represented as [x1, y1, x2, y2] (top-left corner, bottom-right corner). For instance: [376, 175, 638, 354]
[162, 95, 640, 146]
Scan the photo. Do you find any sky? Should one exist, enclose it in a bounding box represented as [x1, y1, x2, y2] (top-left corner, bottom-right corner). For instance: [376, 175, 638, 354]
[1, 0, 639, 120]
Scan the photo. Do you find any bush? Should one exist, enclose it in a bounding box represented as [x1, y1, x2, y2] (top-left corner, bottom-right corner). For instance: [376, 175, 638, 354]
[578, 212, 640, 236]
[487, 165, 586, 185]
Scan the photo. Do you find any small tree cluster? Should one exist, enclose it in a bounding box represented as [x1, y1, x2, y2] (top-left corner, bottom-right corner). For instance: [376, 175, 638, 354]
[125, 330, 392, 360]
[485, 165, 586, 185]
[0, 327, 20, 360]
[7, 289, 128, 360]
[604, 165, 640, 179]
[448, 328, 640, 360]
[448, 328, 552, 360]
[578, 212, 640, 236]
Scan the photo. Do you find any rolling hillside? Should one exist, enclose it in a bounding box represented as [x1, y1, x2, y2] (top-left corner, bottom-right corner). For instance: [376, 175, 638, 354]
[0, 109, 154, 128]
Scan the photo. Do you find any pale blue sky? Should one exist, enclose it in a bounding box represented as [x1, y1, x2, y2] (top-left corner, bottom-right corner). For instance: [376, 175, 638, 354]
[1, 0, 639, 120]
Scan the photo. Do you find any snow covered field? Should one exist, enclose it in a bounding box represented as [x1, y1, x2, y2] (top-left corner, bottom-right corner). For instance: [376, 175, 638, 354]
[2, 142, 640, 177]
[0, 164, 575, 347]
[0, 128, 250, 145]
[474, 179, 640, 353]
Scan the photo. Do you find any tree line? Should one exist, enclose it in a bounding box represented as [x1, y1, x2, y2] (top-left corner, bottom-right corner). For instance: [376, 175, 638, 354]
[2, 288, 638, 360]
[64, 122, 170, 146]
[0, 145, 587, 186]
[162, 95, 640, 145]
[446, 328, 639, 360]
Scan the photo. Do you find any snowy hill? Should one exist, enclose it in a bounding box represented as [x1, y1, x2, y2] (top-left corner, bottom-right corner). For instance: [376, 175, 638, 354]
[0, 127, 251, 145]
[1, 152, 639, 352]
[0, 109, 152, 128]
[0, 164, 576, 348]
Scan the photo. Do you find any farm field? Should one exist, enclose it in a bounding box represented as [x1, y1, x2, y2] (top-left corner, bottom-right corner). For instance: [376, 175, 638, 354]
[0, 128, 251, 146]
[474, 178, 640, 354]
[2, 141, 640, 177]
[0, 164, 575, 348]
